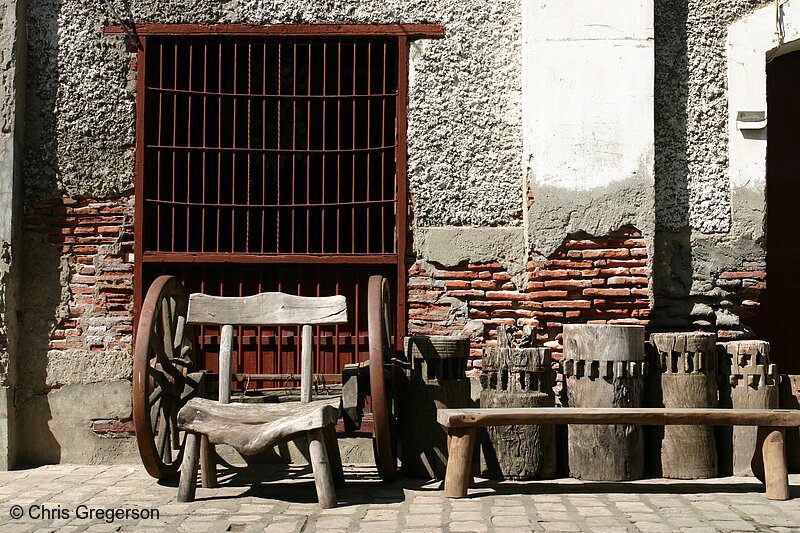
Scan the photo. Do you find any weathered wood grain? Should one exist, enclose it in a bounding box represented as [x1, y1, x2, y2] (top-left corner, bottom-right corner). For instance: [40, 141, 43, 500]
[437, 407, 800, 428]
[400, 336, 471, 479]
[308, 428, 337, 509]
[480, 335, 556, 480]
[177, 397, 341, 455]
[444, 427, 477, 498]
[177, 433, 200, 502]
[301, 324, 313, 403]
[219, 324, 233, 404]
[187, 292, 347, 326]
[563, 324, 645, 481]
[651, 332, 718, 479]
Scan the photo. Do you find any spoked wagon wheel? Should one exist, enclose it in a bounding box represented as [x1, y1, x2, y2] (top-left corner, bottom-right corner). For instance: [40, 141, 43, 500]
[133, 275, 200, 479]
[368, 275, 399, 481]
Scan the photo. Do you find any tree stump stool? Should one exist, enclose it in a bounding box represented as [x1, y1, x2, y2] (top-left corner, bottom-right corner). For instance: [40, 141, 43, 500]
[562, 324, 646, 481]
[400, 335, 471, 479]
[651, 332, 718, 479]
[479, 325, 556, 480]
[719, 340, 778, 476]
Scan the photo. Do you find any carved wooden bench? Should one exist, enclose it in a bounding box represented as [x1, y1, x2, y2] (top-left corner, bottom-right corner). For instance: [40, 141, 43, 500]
[438, 407, 800, 500]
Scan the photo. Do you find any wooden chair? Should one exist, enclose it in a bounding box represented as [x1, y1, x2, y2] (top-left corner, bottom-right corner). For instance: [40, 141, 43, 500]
[175, 291, 348, 508]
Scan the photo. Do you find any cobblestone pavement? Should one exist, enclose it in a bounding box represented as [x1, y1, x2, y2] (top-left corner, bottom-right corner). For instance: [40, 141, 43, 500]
[0, 464, 798, 532]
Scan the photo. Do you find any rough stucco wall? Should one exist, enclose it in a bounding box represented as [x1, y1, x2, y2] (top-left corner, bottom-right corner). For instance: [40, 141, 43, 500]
[654, 0, 770, 233]
[25, 0, 522, 226]
[652, 0, 771, 334]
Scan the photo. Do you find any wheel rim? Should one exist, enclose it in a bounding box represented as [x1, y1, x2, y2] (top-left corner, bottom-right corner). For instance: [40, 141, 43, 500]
[368, 275, 396, 481]
[133, 276, 197, 479]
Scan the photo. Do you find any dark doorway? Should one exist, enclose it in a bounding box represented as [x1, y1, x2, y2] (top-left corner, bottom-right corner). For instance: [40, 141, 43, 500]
[762, 49, 800, 373]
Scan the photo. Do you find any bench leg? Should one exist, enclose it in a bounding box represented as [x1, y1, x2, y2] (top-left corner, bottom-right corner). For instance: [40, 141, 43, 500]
[323, 425, 345, 489]
[199, 435, 218, 488]
[308, 428, 338, 508]
[751, 426, 790, 500]
[177, 433, 200, 502]
[445, 428, 477, 498]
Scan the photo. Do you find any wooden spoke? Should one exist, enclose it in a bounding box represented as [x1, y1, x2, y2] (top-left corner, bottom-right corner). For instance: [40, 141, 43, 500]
[134, 275, 199, 479]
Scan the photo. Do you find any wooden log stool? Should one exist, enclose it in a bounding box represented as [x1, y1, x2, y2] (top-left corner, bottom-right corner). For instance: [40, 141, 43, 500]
[479, 325, 556, 480]
[651, 332, 718, 479]
[400, 335, 471, 479]
[562, 324, 646, 481]
[175, 292, 348, 508]
[719, 340, 779, 476]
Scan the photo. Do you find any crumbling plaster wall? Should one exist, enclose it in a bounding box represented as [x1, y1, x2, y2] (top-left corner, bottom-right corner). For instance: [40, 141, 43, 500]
[652, 0, 771, 332]
[20, 0, 523, 462]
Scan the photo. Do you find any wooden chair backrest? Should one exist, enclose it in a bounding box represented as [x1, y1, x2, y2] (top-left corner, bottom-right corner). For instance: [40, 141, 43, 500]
[186, 292, 348, 404]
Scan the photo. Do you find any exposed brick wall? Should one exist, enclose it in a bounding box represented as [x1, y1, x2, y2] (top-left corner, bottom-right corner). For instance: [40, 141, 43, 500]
[711, 262, 766, 339]
[24, 197, 135, 354]
[408, 228, 651, 366]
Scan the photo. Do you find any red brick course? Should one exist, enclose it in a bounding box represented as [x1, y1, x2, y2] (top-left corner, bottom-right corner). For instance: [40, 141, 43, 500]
[25, 197, 135, 354]
[408, 228, 652, 364]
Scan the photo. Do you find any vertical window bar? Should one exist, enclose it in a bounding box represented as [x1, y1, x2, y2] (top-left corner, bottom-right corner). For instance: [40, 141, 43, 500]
[306, 42, 312, 253]
[336, 41, 342, 254]
[276, 41, 282, 254]
[231, 41, 238, 252]
[216, 40, 223, 253]
[351, 42, 357, 253]
[156, 40, 163, 252]
[171, 40, 178, 253]
[261, 41, 267, 254]
[381, 41, 387, 253]
[246, 41, 252, 253]
[187, 44, 193, 252]
[201, 40, 208, 253]
[291, 42, 297, 254]
[321, 42, 327, 252]
[366, 41, 372, 254]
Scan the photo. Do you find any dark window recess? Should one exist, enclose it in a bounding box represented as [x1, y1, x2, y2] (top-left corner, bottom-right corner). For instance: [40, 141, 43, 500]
[142, 37, 399, 255]
[137, 34, 406, 390]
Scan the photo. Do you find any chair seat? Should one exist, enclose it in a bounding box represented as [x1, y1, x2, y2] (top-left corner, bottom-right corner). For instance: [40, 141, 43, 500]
[178, 397, 341, 456]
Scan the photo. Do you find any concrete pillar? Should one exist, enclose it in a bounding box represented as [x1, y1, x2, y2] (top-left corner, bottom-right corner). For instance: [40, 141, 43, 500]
[0, 0, 27, 470]
[521, 0, 656, 257]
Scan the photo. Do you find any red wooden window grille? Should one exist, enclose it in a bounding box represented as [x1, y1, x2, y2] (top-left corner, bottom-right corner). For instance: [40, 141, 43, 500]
[121, 25, 444, 389]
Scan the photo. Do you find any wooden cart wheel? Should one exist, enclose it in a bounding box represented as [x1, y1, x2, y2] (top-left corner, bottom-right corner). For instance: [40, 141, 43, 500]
[133, 275, 199, 479]
[368, 275, 397, 481]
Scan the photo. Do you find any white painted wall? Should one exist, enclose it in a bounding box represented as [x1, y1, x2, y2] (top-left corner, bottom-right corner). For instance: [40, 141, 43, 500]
[728, 0, 800, 191]
[522, 0, 654, 190]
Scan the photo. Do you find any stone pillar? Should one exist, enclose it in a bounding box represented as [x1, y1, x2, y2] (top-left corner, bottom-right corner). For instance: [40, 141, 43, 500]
[651, 332, 718, 479]
[563, 324, 646, 481]
[479, 325, 556, 480]
[719, 340, 778, 476]
[400, 336, 471, 479]
[0, 0, 27, 470]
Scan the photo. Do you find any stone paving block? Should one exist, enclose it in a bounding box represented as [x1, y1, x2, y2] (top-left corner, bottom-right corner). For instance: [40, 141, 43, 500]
[710, 520, 756, 531]
[358, 520, 399, 532]
[412, 496, 444, 504]
[588, 528, 629, 533]
[539, 521, 582, 531]
[491, 505, 527, 515]
[576, 506, 612, 517]
[363, 509, 399, 521]
[679, 527, 719, 533]
[492, 514, 531, 527]
[633, 521, 672, 532]
[315, 516, 353, 529]
[404, 514, 443, 527]
[408, 504, 443, 514]
[449, 521, 489, 532]
[534, 503, 567, 511]
[450, 511, 484, 521]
